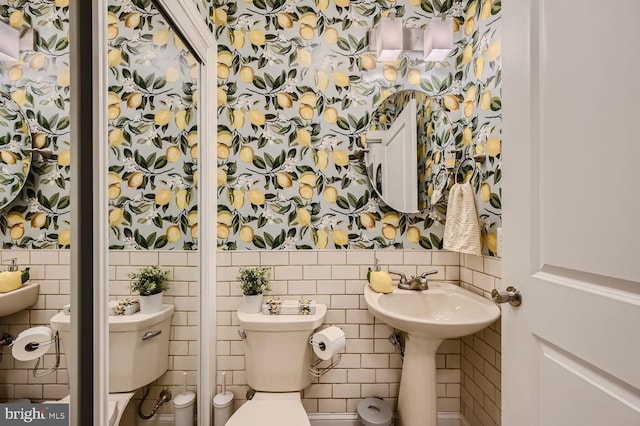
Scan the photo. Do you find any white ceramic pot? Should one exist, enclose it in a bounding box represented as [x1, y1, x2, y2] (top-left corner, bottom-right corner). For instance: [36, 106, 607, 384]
[242, 294, 263, 313]
[139, 292, 163, 314]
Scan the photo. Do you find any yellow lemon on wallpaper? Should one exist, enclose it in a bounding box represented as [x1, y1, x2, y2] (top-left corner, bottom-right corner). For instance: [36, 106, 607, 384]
[175, 110, 188, 129]
[166, 67, 180, 83]
[29, 53, 45, 70]
[213, 7, 227, 26]
[315, 150, 328, 169]
[480, 90, 492, 110]
[57, 229, 71, 245]
[174, 35, 187, 51]
[107, 49, 122, 67]
[232, 109, 244, 129]
[381, 212, 400, 226]
[299, 12, 317, 26]
[8, 65, 22, 81]
[324, 27, 339, 44]
[475, 57, 485, 79]
[218, 51, 233, 66]
[187, 131, 198, 146]
[57, 150, 71, 167]
[1, 150, 16, 165]
[30, 212, 47, 229]
[296, 128, 312, 146]
[6, 211, 25, 226]
[127, 92, 143, 108]
[360, 53, 376, 71]
[486, 39, 502, 62]
[108, 104, 121, 120]
[332, 150, 349, 167]
[125, 12, 140, 28]
[217, 223, 230, 239]
[217, 168, 227, 186]
[106, 11, 118, 25]
[316, 71, 329, 92]
[299, 183, 313, 200]
[296, 208, 311, 226]
[465, 17, 475, 36]
[316, 0, 329, 10]
[443, 95, 459, 111]
[166, 225, 181, 242]
[464, 101, 474, 118]
[462, 127, 472, 145]
[187, 210, 198, 226]
[433, 151, 441, 165]
[334, 0, 350, 7]
[217, 63, 230, 79]
[109, 128, 125, 147]
[299, 104, 314, 120]
[9, 10, 25, 28]
[486, 232, 497, 253]
[108, 172, 122, 186]
[296, 49, 311, 67]
[479, 183, 491, 202]
[407, 226, 421, 243]
[127, 172, 144, 188]
[299, 92, 317, 106]
[176, 189, 189, 210]
[231, 189, 244, 209]
[299, 24, 314, 40]
[239, 146, 254, 162]
[383, 65, 397, 82]
[232, 29, 245, 50]
[155, 189, 173, 206]
[239, 66, 254, 83]
[108, 184, 121, 200]
[248, 189, 266, 205]
[323, 107, 338, 124]
[248, 109, 266, 126]
[466, 0, 477, 19]
[315, 229, 328, 248]
[217, 143, 230, 159]
[408, 69, 421, 85]
[217, 87, 227, 106]
[107, 24, 118, 40]
[190, 142, 198, 159]
[299, 171, 317, 187]
[166, 146, 180, 163]
[360, 212, 376, 228]
[486, 137, 501, 157]
[154, 109, 172, 126]
[108, 91, 121, 105]
[248, 29, 266, 46]
[153, 29, 171, 46]
[331, 229, 349, 246]
[475, 144, 484, 155]
[55, 0, 70, 6]
[9, 224, 24, 240]
[464, 85, 477, 103]
[276, 172, 292, 188]
[382, 224, 397, 240]
[277, 92, 292, 109]
[426, 122, 433, 137]
[11, 89, 27, 107]
[481, 0, 492, 19]
[323, 186, 338, 203]
[109, 208, 125, 226]
[239, 225, 254, 242]
[333, 70, 350, 87]
[277, 13, 293, 29]
[462, 45, 473, 65]
[218, 211, 233, 226]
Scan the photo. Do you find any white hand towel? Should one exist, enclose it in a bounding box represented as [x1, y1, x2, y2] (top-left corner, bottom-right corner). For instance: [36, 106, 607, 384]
[443, 182, 482, 256]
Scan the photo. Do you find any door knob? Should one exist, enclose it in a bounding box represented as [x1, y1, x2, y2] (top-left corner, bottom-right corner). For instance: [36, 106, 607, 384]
[491, 286, 522, 307]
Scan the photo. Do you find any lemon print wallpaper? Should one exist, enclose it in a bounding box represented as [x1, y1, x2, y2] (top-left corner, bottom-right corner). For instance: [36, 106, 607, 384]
[0, 0, 199, 250]
[213, 0, 502, 253]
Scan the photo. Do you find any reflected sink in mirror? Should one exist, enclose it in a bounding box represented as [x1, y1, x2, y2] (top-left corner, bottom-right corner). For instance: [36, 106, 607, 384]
[0, 282, 39, 317]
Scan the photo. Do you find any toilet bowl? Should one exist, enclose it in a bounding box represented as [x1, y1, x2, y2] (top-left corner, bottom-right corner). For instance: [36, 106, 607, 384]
[49, 305, 174, 424]
[226, 304, 327, 425]
[46, 393, 126, 426]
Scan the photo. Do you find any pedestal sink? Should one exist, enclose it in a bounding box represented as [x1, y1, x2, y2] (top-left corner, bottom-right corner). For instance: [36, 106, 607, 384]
[364, 282, 500, 426]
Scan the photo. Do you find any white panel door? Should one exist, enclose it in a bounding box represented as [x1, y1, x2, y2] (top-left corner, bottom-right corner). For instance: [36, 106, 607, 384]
[502, 1, 640, 425]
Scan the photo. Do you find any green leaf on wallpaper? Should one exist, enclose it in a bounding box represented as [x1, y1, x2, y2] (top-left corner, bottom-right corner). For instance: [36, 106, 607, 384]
[494, 169, 502, 184]
[253, 76, 267, 90]
[489, 193, 501, 209]
[154, 236, 168, 249]
[336, 196, 349, 210]
[430, 233, 442, 249]
[253, 235, 266, 249]
[490, 98, 502, 111]
[337, 118, 349, 131]
[347, 193, 358, 209]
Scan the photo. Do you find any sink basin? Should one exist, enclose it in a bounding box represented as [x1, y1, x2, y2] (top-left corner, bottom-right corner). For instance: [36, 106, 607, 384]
[364, 281, 500, 426]
[364, 281, 500, 339]
[0, 282, 39, 317]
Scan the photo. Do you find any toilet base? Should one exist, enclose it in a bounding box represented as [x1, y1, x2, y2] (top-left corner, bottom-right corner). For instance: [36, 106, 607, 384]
[46, 391, 135, 426]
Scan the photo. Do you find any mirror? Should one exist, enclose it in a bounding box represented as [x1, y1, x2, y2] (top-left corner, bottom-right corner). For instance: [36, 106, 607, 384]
[365, 90, 431, 213]
[0, 92, 31, 209]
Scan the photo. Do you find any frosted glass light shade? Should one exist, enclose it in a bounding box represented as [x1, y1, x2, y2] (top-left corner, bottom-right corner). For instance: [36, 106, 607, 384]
[424, 16, 453, 61]
[376, 17, 403, 61]
[0, 21, 19, 61]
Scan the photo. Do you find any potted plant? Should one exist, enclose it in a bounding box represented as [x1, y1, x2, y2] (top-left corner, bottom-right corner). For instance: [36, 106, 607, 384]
[237, 266, 270, 313]
[129, 265, 169, 314]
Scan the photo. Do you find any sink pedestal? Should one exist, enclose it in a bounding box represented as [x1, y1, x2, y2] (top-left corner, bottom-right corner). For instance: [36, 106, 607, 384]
[397, 336, 443, 426]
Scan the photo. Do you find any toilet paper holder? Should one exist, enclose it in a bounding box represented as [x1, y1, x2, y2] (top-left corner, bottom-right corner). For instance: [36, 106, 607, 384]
[11, 330, 61, 378]
[308, 338, 342, 378]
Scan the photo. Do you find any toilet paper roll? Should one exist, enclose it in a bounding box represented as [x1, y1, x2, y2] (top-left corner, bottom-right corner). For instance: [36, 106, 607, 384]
[12, 326, 53, 361]
[311, 326, 345, 361]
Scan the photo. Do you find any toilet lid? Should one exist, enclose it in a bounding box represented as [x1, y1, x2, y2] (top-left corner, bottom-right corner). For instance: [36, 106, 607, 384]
[226, 396, 309, 426]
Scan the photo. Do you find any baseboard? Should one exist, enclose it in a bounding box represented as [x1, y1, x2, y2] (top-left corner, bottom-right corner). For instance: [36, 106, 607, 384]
[308, 412, 470, 426]
[135, 413, 174, 425]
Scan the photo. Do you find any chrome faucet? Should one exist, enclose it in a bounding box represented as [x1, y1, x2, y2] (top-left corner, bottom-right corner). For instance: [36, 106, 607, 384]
[389, 270, 438, 290]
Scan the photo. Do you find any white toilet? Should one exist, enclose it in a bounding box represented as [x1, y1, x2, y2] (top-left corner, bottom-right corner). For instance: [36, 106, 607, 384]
[226, 304, 327, 425]
[49, 305, 174, 425]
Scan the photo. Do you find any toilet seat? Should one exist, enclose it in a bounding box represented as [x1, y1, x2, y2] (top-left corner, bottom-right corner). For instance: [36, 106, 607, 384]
[226, 392, 310, 426]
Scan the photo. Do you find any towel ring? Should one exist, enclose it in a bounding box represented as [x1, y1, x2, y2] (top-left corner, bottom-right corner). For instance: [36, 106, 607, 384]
[454, 153, 486, 184]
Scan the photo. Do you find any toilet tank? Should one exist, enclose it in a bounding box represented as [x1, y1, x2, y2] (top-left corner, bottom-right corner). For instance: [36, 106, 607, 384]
[51, 304, 174, 393]
[237, 304, 327, 392]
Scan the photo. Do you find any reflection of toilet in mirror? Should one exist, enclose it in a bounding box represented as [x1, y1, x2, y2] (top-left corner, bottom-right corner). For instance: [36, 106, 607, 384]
[48, 305, 174, 425]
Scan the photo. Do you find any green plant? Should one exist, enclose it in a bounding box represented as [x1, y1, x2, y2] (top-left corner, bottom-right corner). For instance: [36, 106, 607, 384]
[129, 265, 169, 296]
[237, 266, 271, 296]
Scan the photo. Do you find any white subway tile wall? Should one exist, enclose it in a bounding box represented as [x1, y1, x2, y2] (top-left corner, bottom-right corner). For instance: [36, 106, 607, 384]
[0, 250, 198, 419]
